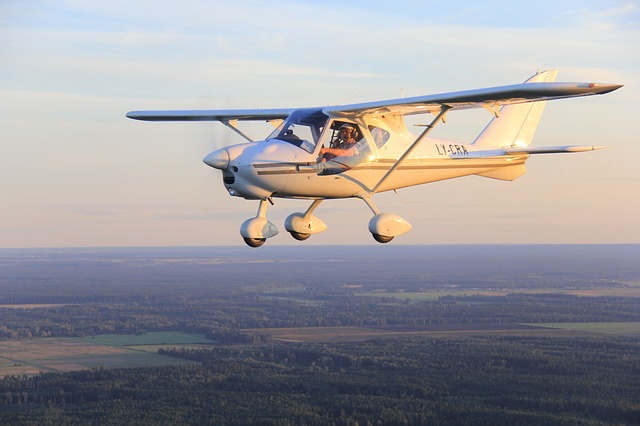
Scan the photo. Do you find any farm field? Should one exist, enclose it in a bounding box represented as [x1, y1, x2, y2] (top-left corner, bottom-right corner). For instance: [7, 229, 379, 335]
[0, 332, 213, 377]
[0, 360, 41, 376]
[359, 287, 640, 302]
[127, 344, 215, 353]
[526, 322, 640, 335]
[0, 304, 69, 309]
[80, 331, 212, 346]
[246, 323, 599, 343]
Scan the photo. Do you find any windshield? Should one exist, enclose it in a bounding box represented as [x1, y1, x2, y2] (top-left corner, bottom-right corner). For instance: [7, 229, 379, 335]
[267, 108, 328, 153]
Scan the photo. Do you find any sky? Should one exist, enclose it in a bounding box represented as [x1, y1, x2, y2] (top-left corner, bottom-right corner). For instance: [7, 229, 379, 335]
[1, 0, 638, 248]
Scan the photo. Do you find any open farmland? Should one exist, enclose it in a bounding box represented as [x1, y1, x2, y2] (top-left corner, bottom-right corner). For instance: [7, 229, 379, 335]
[127, 344, 216, 353]
[0, 304, 70, 309]
[360, 287, 640, 302]
[526, 322, 640, 335]
[80, 331, 212, 346]
[246, 323, 603, 343]
[0, 332, 213, 376]
[0, 360, 42, 376]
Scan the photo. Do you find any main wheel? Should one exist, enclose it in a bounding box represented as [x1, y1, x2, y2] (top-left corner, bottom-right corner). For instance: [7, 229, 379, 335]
[243, 237, 266, 248]
[289, 231, 310, 241]
[372, 233, 394, 244]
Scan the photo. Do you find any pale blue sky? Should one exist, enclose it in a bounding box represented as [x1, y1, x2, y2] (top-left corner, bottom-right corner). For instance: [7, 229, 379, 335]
[1, 1, 638, 247]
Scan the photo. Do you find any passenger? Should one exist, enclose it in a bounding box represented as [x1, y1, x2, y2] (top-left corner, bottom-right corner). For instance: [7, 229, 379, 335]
[318, 124, 360, 162]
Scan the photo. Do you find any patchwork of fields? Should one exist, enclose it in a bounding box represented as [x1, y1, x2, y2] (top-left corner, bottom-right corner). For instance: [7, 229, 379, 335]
[246, 323, 619, 343]
[2, 324, 639, 376]
[526, 322, 640, 335]
[358, 287, 640, 302]
[0, 332, 212, 377]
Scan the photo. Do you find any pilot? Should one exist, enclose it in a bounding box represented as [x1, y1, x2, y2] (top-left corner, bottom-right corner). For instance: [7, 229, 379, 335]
[318, 123, 360, 162]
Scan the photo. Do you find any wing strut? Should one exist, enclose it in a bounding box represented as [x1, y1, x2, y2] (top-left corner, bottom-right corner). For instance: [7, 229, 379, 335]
[371, 106, 451, 193]
[222, 120, 254, 143]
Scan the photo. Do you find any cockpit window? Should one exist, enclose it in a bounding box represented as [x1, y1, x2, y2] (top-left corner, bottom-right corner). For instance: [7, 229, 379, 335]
[316, 121, 371, 175]
[267, 109, 328, 153]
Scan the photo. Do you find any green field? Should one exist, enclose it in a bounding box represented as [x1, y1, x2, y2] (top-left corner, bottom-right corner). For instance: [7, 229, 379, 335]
[80, 331, 213, 346]
[246, 324, 599, 343]
[359, 291, 448, 301]
[360, 287, 640, 302]
[128, 344, 215, 353]
[359, 291, 501, 302]
[0, 360, 42, 376]
[0, 332, 213, 377]
[525, 322, 640, 335]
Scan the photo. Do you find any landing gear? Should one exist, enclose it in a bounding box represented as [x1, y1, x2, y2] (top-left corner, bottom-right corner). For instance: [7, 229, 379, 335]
[240, 199, 279, 248]
[372, 234, 394, 244]
[243, 237, 267, 247]
[361, 197, 412, 244]
[289, 232, 310, 241]
[284, 200, 327, 242]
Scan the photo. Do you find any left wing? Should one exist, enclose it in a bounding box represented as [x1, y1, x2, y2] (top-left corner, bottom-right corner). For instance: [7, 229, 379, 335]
[323, 82, 622, 117]
[126, 108, 295, 122]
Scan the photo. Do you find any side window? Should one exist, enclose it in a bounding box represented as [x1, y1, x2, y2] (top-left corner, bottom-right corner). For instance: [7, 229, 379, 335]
[368, 125, 390, 149]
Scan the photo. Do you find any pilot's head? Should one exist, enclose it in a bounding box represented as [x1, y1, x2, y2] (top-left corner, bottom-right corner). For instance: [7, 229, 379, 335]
[339, 123, 357, 141]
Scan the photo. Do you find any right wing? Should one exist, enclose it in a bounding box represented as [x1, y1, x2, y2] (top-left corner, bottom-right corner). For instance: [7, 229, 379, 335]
[323, 82, 622, 117]
[126, 108, 295, 122]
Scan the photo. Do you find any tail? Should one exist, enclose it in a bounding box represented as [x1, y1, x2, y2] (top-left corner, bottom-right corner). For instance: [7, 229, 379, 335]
[472, 69, 558, 148]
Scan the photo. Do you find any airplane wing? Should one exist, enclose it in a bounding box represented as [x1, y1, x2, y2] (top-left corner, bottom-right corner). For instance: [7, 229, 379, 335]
[126, 108, 295, 122]
[323, 82, 623, 117]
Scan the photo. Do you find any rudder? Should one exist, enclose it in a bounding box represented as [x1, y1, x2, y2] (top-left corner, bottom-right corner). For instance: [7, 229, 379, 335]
[472, 70, 558, 148]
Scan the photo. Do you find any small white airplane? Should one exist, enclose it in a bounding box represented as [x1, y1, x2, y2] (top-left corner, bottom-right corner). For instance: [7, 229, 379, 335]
[128, 70, 621, 247]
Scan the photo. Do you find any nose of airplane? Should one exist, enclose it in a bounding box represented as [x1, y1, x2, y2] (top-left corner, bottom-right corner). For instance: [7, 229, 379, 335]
[203, 148, 230, 170]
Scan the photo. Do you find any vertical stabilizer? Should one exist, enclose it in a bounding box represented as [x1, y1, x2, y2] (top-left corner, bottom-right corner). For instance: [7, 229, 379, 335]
[472, 70, 558, 148]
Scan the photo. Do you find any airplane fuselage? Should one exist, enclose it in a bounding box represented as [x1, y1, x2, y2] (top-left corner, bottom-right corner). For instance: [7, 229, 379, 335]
[219, 138, 528, 200]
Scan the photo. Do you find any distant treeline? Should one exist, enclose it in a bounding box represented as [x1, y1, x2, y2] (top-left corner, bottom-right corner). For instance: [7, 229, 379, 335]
[2, 293, 640, 341]
[1, 336, 639, 425]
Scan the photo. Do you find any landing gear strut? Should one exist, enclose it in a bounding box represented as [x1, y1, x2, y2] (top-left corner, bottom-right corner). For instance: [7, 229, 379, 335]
[240, 199, 279, 248]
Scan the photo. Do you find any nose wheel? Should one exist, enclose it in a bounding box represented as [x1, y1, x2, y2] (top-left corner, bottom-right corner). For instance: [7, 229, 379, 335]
[240, 199, 279, 248]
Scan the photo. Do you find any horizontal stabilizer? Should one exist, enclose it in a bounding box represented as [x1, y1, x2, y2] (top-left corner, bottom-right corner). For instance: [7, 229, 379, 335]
[459, 145, 608, 158]
[505, 145, 608, 154]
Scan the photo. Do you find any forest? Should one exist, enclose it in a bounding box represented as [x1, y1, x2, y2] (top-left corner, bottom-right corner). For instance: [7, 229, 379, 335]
[1, 337, 639, 424]
[1, 245, 639, 424]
